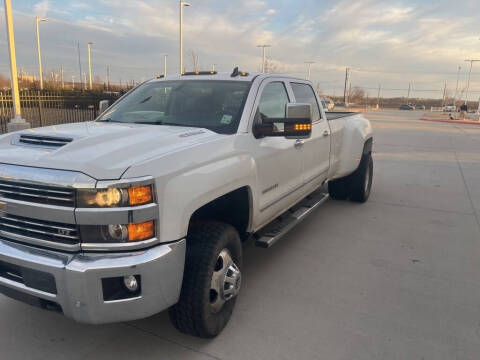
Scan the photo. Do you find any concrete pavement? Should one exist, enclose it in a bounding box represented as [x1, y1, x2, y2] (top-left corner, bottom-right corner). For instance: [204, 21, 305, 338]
[1, 109, 480, 359]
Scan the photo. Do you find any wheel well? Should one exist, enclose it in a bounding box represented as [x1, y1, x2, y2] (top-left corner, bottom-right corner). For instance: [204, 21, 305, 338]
[363, 137, 373, 155]
[189, 187, 251, 240]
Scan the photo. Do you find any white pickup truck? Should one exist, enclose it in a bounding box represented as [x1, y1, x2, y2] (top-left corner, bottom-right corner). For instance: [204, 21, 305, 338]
[0, 70, 373, 338]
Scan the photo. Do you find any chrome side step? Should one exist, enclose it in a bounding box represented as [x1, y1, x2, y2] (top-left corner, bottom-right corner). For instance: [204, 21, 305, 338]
[255, 191, 329, 248]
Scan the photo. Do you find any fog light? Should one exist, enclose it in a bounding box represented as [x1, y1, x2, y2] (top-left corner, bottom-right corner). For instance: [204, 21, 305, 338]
[123, 275, 139, 292]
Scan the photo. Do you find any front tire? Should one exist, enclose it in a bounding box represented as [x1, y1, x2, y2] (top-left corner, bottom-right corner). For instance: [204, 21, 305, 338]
[169, 222, 242, 338]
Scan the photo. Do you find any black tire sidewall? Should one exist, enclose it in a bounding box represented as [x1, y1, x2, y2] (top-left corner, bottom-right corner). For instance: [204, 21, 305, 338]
[200, 225, 242, 336]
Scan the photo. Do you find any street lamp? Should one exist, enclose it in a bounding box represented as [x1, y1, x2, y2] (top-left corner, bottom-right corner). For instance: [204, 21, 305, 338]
[88, 42, 94, 90]
[163, 54, 168, 77]
[464, 59, 480, 105]
[257, 44, 271, 73]
[35, 16, 47, 90]
[179, 1, 191, 74]
[3, 0, 29, 131]
[453, 65, 461, 106]
[305, 61, 315, 80]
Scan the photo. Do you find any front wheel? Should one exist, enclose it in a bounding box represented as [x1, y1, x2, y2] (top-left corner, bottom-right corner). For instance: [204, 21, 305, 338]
[169, 222, 242, 338]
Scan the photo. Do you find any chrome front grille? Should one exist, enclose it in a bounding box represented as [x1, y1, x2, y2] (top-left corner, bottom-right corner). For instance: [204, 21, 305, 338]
[0, 179, 75, 207]
[0, 214, 80, 250]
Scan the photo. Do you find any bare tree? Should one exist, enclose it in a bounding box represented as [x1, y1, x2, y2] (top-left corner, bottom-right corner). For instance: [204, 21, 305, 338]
[188, 50, 200, 72]
[349, 87, 365, 103]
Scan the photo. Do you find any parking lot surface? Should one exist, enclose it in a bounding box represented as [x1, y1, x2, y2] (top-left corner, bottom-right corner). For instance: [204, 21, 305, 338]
[2, 110, 480, 360]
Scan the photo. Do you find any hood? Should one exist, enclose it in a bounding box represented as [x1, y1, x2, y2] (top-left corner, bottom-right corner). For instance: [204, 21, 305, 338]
[0, 122, 224, 179]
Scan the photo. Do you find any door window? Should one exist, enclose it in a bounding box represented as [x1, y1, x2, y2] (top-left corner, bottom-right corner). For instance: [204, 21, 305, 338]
[291, 83, 322, 121]
[256, 82, 289, 123]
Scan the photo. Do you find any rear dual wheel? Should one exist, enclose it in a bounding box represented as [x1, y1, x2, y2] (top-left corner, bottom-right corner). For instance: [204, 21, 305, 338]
[328, 153, 373, 203]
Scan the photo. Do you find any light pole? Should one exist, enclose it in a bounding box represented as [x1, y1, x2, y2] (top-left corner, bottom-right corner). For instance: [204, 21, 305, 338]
[163, 54, 168, 77]
[179, 1, 191, 74]
[305, 61, 315, 80]
[88, 42, 94, 90]
[464, 59, 480, 105]
[212, 64, 216, 72]
[257, 44, 271, 73]
[35, 16, 47, 90]
[453, 65, 461, 106]
[3, 0, 29, 131]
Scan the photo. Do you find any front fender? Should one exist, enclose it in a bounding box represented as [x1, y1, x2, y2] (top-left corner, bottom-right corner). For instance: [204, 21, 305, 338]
[124, 151, 257, 242]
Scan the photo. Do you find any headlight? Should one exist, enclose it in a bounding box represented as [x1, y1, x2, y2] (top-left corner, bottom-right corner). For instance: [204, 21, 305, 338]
[80, 220, 155, 243]
[77, 185, 153, 207]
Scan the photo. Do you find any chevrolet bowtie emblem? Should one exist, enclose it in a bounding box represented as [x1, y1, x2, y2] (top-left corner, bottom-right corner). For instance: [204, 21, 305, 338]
[0, 202, 6, 211]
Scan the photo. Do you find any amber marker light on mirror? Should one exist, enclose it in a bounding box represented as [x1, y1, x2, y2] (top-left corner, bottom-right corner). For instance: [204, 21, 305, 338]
[128, 221, 155, 242]
[128, 185, 153, 206]
[294, 123, 312, 131]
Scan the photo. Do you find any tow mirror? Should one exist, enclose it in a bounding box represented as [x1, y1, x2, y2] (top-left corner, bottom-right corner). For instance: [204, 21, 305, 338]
[253, 103, 312, 138]
[99, 99, 109, 115]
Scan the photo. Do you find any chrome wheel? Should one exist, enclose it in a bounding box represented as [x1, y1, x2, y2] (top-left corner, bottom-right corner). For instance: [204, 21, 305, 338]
[210, 248, 241, 313]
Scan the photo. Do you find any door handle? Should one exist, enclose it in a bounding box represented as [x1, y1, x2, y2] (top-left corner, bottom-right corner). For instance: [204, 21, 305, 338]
[294, 140, 304, 149]
[323, 130, 330, 137]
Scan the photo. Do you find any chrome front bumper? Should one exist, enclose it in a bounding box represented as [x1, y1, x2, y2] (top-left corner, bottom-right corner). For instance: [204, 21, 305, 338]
[0, 238, 186, 324]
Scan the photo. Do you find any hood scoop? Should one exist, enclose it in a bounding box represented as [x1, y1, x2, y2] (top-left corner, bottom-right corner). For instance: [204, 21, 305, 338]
[16, 134, 73, 148]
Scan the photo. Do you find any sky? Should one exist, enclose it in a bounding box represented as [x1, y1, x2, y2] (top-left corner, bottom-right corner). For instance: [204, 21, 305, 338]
[1, 0, 480, 99]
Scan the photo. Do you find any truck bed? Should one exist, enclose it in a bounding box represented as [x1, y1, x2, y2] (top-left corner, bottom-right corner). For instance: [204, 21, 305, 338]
[326, 112, 357, 121]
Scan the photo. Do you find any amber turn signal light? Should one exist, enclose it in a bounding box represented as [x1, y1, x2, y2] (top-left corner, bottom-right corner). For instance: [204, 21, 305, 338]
[294, 123, 312, 131]
[128, 186, 152, 206]
[128, 221, 155, 242]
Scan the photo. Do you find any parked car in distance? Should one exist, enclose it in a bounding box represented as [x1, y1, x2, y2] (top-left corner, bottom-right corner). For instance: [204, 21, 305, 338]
[320, 97, 335, 111]
[399, 104, 414, 110]
[443, 105, 456, 112]
[415, 104, 426, 110]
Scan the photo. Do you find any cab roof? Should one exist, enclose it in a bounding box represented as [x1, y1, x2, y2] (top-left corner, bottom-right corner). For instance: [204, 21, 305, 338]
[148, 71, 308, 83]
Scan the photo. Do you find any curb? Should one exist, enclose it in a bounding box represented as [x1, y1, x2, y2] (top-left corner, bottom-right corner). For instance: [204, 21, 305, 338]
[420, 117, 480, 126]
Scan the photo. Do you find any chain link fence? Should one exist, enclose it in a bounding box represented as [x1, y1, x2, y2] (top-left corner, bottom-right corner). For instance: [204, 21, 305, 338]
[0, 90, 121, 134]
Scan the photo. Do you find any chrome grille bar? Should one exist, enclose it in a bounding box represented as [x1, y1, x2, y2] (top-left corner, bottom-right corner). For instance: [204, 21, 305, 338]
[0, 214, 80, 248]
[0, 179, 75, 207]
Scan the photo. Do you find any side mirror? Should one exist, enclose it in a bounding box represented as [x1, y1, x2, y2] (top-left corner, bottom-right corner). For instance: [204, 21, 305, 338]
[253, 103, 312, 138]
[99, 99, 109, 115]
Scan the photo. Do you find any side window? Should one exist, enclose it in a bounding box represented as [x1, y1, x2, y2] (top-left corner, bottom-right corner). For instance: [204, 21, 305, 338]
[256, 82, 289, 122]
[291, 83, 322, 121]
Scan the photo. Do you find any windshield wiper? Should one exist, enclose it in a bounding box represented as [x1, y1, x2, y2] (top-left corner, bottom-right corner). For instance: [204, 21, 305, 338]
[97, 118, 123, 123]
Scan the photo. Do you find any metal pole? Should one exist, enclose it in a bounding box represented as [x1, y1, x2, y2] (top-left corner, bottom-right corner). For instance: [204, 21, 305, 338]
[77, 42, 82, 90]
[164, 54, 168, 76]
[106, 65, 110, 90]
[407, 83, 411, 103]
[179, 1, 191, 74]
[305, 61, 314, 80]
[442, 82, 447, 107]
[454, 66, 461, 106]
[343, 67, 350, 106]
[376, 84, 381, 109]
[464, 60, 480, 105]
[212, 64, 216, 72]
[257, 45, 271, 73]
[3, 0, 29, 130]
[72, 75, 75, 90]
[61, 66, 64, 90]
[35, 17, 47, 90]
[88, 42, 93, 90]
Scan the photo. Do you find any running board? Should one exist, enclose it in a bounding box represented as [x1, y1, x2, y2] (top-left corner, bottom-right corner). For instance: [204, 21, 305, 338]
[255, 191, 329, 248]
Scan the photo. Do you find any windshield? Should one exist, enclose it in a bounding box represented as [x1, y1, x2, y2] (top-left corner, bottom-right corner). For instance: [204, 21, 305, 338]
[97, 80, 251, 134]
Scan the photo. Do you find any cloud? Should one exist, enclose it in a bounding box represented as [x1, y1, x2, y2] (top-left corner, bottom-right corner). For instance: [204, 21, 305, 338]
[34, 1, 50, 17]
[1, 0, 480, 98]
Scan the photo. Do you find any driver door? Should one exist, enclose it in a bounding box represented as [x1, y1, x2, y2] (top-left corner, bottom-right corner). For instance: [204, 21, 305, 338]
[250, 80, 304, 226]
